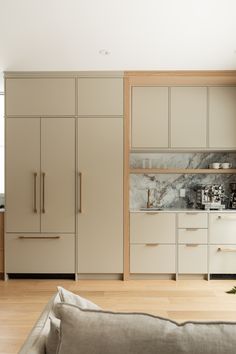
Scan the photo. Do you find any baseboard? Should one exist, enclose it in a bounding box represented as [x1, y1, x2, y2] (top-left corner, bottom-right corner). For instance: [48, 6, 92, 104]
[129, 274, 175, 280]
[77, 273, 123, 280]
[210, 274, 236, 280]
[7, 273, 75, 280]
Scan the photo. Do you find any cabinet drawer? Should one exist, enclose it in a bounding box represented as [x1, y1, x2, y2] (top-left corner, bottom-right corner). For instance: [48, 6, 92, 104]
[178, 245, 207, 274]
[130, 244, 176, 273]
[209, 245, 236, 273]
[178, 229, 207, 244]
[178, 213, 208, 228]
[5, 234, 75, 273]
[209, 214, 236, 244]
[130, 213, 176, 244]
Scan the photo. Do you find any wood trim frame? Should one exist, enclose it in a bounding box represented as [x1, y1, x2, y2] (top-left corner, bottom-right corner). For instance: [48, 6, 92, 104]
[123, 77, 130, 280]
[123, 70, 236, 280]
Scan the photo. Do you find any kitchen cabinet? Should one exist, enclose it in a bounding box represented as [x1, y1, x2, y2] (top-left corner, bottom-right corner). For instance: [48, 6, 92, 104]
[209, 245, 236, 274]
[6, 118, 41, 232]
[131, 87, 169, 149]
[5, 78, 76, 116]
[130, 212, 176, 274]
[77, 118, 123, 274]
[209, 214, 236, 244]
[178, 213, 208, 229]
[170, 87, 207, 148]
[130, 244, 175, 273]
[209, 213, 236, 274]
[178, 245, 207, 274]
[6, 118, 75, 233]
[5, 233, 75, 273]
[209, 87, 236, 149]
[177, 212, 208, 275]
[130, 212, 175, 244]
[78, 78, 123, 116]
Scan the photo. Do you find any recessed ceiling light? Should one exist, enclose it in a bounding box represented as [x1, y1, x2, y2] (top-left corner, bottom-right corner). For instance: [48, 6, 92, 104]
[99, 49, 111, 56]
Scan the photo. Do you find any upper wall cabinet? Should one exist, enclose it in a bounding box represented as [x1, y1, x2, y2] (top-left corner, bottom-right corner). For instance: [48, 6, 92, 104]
[209, 87, 236, 149]
[170, 87, 207, 148]
[78, 78, 123, 116]
[131, 87, 169, 148]
[5, 78, 76, 116]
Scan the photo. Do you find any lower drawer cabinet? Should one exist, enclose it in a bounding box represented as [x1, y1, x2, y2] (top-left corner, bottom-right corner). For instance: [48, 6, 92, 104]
[178, 245, 207, 274]
[5, 233, 75, 273]
[209, 245, 236, 274]
[130, 244, 175, 273]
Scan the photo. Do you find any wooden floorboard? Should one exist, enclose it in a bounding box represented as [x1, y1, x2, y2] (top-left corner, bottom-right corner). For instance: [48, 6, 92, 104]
[1, 279, 236, 353]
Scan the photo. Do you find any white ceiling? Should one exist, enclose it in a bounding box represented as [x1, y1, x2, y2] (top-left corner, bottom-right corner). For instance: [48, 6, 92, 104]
[0, 0, 236, 90]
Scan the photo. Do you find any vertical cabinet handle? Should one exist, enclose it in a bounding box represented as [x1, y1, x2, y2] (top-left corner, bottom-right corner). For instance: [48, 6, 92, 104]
[33, 172, 37, 213]
[42, 172, 46, 213]
[79, 172, 82, 213]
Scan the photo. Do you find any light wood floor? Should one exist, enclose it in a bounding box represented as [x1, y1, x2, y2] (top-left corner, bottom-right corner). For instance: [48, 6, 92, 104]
[1, 279, 236, 354]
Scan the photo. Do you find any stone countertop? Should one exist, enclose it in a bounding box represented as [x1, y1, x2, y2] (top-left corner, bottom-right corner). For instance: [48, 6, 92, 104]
[130, 208, 236, 213]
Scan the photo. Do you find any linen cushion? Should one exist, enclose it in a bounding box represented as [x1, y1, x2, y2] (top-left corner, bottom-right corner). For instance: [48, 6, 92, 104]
[45, 317, 60, 354]
[56, 302, 236, 354]
[57, 286, 101, 310]
[45, 287, 101, 354]
[18, 293, 60, 354]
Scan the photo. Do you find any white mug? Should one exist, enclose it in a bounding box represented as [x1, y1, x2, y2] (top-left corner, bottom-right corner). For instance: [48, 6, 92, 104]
[221, 162, 232, 169]
[211, 162, 221, 169]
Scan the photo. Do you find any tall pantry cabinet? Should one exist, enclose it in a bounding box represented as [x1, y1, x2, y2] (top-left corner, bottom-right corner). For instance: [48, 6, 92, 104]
[4, 72, 124, 278]
[77, 77, 124, 275]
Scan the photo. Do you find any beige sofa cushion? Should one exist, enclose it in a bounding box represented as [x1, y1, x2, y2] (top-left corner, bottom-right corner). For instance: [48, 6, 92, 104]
[57, 287, 101, 310]
[45, 287, 101, 354]
[18, 294, 60, 354]
[56, 302, 236, 354]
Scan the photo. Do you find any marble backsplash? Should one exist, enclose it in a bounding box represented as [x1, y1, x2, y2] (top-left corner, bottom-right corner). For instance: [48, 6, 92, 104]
[130, 152, 236, 210]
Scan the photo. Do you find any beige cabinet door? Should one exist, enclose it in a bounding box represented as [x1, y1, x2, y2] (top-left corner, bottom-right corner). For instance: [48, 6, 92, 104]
[130, 212, 176, 243]
[131, 87, 169, 148]
[78, 78, 123, 116]
[178, 245, 207, 274]
[130, 244, 176, 273]
[209, 245, 236, 274]
[41, 118, 75, 233]
[209, 214, 236, 244]
[209, 87, 236, 148]
[170, 87, 207, 148]
[78, 118, 123, 273]
[5, 233, 75, 273]
[6, 118, 40, 232]
[6, 78, 76, 116]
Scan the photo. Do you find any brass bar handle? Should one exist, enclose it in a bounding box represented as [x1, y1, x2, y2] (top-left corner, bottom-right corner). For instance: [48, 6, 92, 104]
[185, 228, 199, 231]
[79, 172, 82, 213]
[18, 236, 60, 240]
[42, 172, 45, 214]
[186, 244, 199, 247]
[185, 212, 199, 215]
[218, 247, 236, 252]
[33, 172, 37, 213]
[145, 212, 159, 215]
[145, 243, 159, 246]
[218, 215, 236, 221]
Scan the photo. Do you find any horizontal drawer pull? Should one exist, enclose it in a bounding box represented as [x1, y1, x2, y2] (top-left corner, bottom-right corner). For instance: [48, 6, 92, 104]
[185, 244, 199, 247]
[185, 228, 199, 231]
[185, 212, 199, 215]
[217, 216, 236, 221]
[145, 243, 159, 246]
[218, 247, 236, 252]
[18, 236, 61, 240]
[145, 212, 160, 215]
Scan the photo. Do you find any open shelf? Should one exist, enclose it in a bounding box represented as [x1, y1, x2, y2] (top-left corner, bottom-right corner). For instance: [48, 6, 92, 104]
[130, 168, 236, 174]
